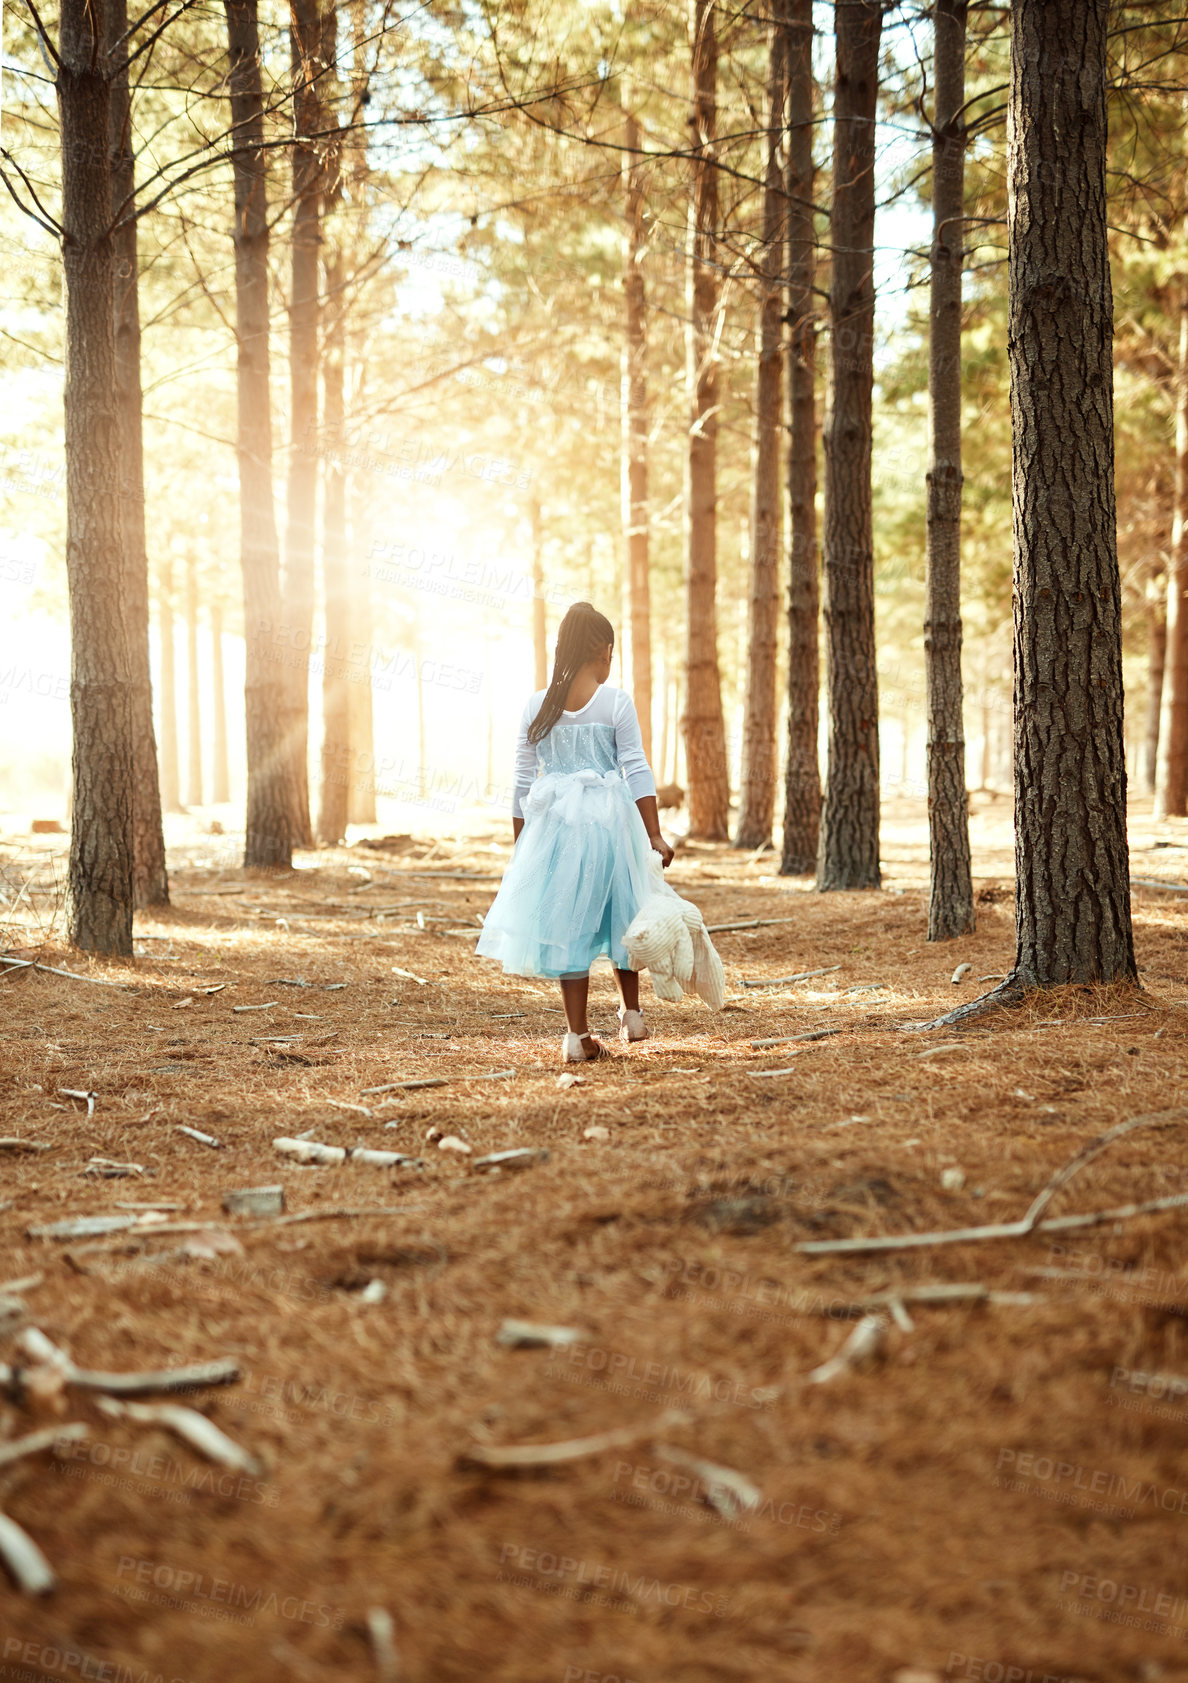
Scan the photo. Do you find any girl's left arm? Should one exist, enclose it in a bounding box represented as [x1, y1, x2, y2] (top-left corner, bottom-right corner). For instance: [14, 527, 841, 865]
[614, 692, 672, 866]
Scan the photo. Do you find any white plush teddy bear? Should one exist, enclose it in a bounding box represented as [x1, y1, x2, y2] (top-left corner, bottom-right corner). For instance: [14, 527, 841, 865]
[624, 855, 726, 1010]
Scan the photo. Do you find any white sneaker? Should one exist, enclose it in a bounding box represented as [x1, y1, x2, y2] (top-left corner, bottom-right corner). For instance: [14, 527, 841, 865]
[618, 1008, 648, 1044]
[562, 1032, 610, 1062]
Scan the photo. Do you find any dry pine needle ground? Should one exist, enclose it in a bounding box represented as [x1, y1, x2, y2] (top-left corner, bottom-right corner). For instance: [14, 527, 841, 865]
[1, 794, 1187, 1683]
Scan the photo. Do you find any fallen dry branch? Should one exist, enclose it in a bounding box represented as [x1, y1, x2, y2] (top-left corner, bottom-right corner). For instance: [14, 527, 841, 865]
[797, 1110, 1188, 1258]
[0, 1422, 88, 1467]
[15, 1328, 240, 1396]
[459, 1408, 690, 1470]
[0, 954, 125, 989]
[741, 965, 841, 991]
[751, 1028, 842, 1049]
[97, 1397, 261, 1475]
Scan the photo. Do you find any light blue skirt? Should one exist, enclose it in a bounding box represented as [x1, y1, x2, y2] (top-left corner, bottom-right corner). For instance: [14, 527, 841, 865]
[477, 768, 654, 978]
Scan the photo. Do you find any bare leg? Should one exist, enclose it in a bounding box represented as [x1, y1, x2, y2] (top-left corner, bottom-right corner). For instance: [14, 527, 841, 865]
[613, 968, 641, 1012]
[560, 976, 590, 1035]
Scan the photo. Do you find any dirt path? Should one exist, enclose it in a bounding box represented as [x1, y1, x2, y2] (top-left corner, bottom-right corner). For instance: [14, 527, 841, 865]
[2, 799, 1188, 1682]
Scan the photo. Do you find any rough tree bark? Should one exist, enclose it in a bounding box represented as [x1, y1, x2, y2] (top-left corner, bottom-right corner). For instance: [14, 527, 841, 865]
[107, 0, 167, 907]
[817, 0, 882, 891]
[185, 552, 202, 807]
[57, 0, 135, 953]
[924, 0, 974, 939]
[1142, 572, 1166, 796]
[157, 559, 182, 812]
[282, 0, 323, 847]
[735, 7, 787, 849]
[318, 245, 350, 845]
[210, 600, 231, 804]
[622, 107, 652, 760]
[1004, 0, 1134, 987]
[1155, 288, 1188, 818]
[345, 0, 375, 827]
[780, 0, 820, 875]
[225, 0, 299, 868]
[682, 0, 730, 839]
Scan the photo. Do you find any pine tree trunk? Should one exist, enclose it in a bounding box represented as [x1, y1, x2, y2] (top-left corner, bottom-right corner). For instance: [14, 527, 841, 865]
[318, 247, 351, 846]
[735, 12, 787, 849]
[622, 109, 653, 760]
[225, 0, 298, 869]
[1142, 580, 1166, 797]
[58, 0, 134, 954]
[282, 0, 322, 848]
[530, 494, 548, 690]
[157, 559, 182, 812]
[925, 0, 974, 939]
[682, 0, 730, 840]
[780, 0, 820, 876]
[1007, 0, 1135, 985]
[210, 600, 231, 804]
[107, 0, 167, 908]
[185, 552, 203, 807]
[347, 478, 376, 824]
[817, 0, 882, 891]
[1155, 290, 1188, 818]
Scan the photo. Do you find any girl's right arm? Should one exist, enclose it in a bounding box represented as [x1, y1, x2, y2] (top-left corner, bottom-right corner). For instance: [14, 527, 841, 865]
[511, 696, 538, 841]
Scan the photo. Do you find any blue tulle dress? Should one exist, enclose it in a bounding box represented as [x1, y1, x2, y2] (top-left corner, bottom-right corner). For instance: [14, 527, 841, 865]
[476, 685, 657, 979]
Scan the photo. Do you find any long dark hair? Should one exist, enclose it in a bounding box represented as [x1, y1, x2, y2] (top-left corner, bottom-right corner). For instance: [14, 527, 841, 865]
[527, 602, 615, 744]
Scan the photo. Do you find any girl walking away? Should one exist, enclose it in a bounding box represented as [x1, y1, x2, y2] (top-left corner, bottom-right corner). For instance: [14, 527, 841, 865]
[477, 602, 673, 1061]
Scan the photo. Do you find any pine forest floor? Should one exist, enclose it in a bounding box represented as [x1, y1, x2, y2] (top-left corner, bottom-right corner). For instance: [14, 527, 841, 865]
[2, 792, 1188, 1683]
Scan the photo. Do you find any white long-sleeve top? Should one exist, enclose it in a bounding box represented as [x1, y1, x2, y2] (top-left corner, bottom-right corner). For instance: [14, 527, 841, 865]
[512, 684, 657, 820]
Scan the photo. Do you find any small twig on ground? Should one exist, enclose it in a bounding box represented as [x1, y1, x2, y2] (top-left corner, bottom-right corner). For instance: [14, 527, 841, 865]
[97, 1397, 261, 1475]
[16, 1329, 240, 1396]
[0, 1511, 55, 1593]
[459, 1409, 690, 1470]
[807, 1314, 886, 1384]
[0, 1423, 88, 1467]
[742, 966, 841, 991]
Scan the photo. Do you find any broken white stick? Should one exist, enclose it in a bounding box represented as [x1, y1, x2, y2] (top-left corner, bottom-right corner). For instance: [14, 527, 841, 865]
[495, 1320, 582, 1350]
[16, 1328, 240, 1397]
[0, 1512, 55, 1594]
[951, 963, 972, 985]
[652, 1445, 761, 1518]
[0, 1423, 89, 1467]
[807, 1314, 886, 1385]
[0, 1138, 49, 1153]
[176, 1125, 221, 1149]
[232, 1002, 279, 1012]
[97, 1397, 261, 1476]
[367, 1608, 401, 1683]
[459, 1408, 690, 1470]
[59, 1088, 96, 1117]
[274, 1137, 348, 1165]
[84, 1158, 144, 1178]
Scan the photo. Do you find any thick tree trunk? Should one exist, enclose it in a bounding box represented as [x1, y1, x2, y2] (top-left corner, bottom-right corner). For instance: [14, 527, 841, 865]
[57, 0, 134, 954]
[531, 495, 548, 690]
[1142, 578, 1166, 797]
[1155, 291, 1188, 818]
[925, 0, 974, 939]
[1007, 0, 1135, 985]
[780, 0, 820, 876]
[225, 0, 298, 868]
[185, 552, 203, 807]
[622, 109, 653, 760]
[682, 0, 730, 839]
[107, 0, 167, 909]
[817, 0, 882, 891]
[210, 600, 231, 804]
[735, 11, 787, 849]
[157, 559, 182, 812]
[318, 248, 350, 846]
[282, 0, 322, 847]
